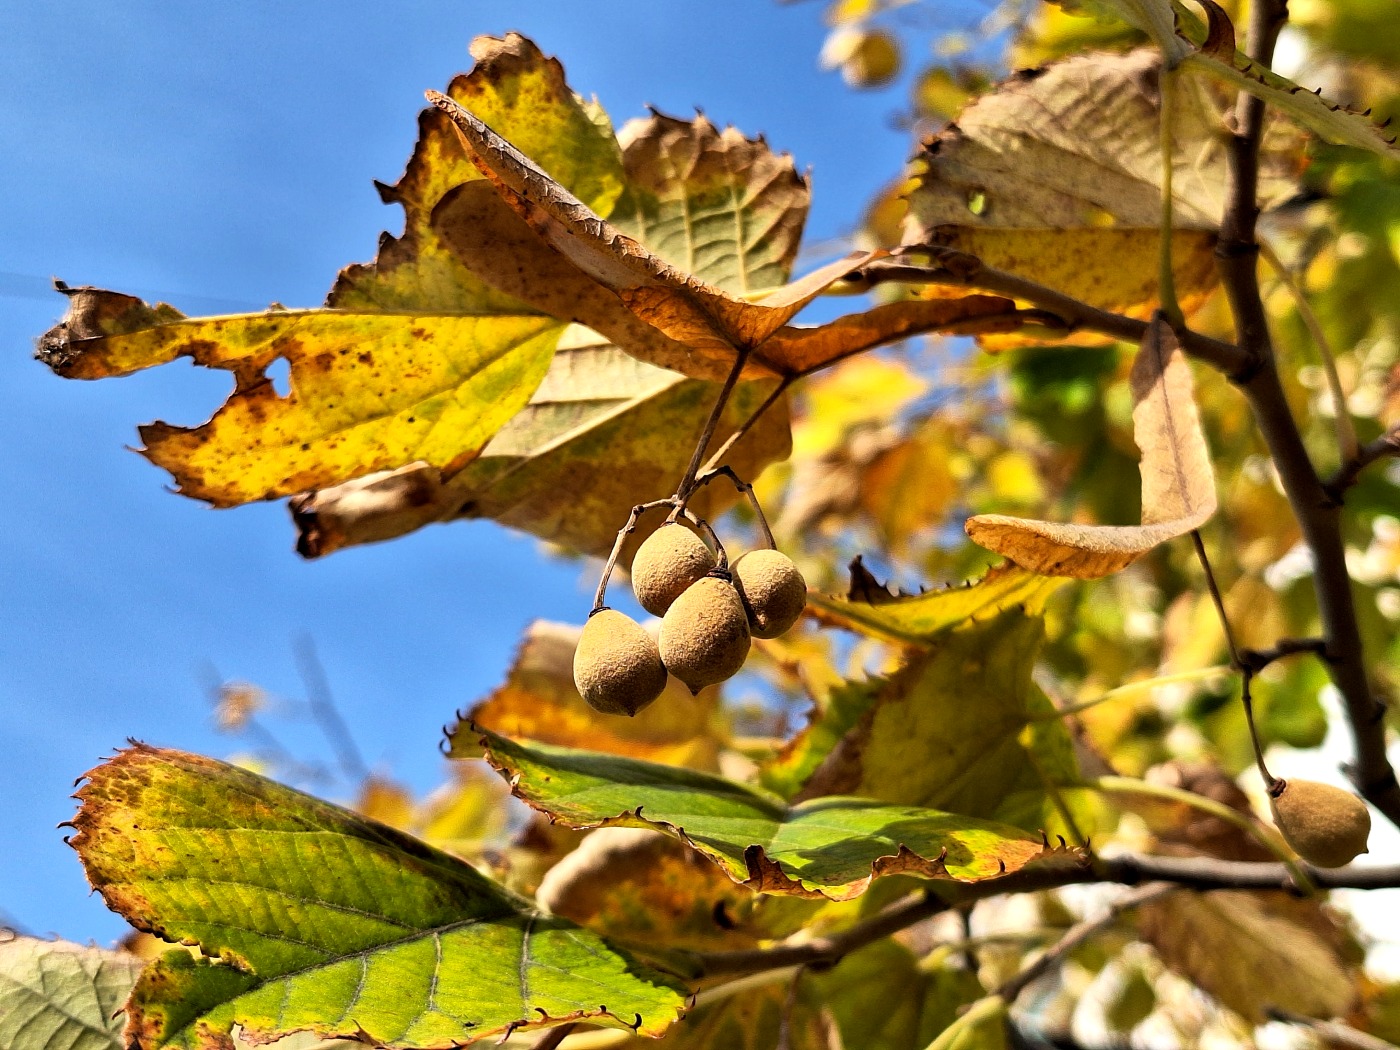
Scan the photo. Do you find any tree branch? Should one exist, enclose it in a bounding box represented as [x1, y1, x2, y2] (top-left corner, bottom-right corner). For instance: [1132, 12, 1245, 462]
[1267, 1009, 1400, 1050]
[684, 854, 1400, 979]
[1327, 424, 1400, 498]
[995, 884, 1174, 1003]
[850, 254, 1250, 377]
[1212, 0, 1400, 827]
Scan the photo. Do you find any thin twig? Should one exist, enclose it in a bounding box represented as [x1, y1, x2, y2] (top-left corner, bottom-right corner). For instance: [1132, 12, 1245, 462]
[996, 884, 1175, 1003]
[849, 254, 1249, 377]
[684, 853, 1400, 979]
[591, 498, 676, 612]
[1267, 1008, 1400, 1050]
[699, 376, 794, 478]
[1188, 532, 1277, 788]
[1258, 239, 1360, 462]
[675, 349, 751, 504]
[690, 465, 777, 549]
[294, 637, 369, 785]
[1189, 531, 1242, 668]
[1238, 637, 1328, 675]
[1327, 423, 1400, 497]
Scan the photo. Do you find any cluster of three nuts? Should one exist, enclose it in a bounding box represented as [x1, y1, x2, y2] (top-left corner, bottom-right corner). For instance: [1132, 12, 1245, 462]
[574, 523, 806, 716]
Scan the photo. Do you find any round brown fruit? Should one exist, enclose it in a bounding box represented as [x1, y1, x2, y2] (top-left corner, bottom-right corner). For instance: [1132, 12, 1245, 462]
[1268, 778, 1371, 868]
[572, 609, 669, 716]
[659, 576, 751, 693]
[631, 523, 716, 617]
[732, 549, 807, 639]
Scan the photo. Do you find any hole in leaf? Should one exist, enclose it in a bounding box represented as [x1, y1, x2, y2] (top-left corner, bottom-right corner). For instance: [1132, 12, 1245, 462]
[266, 357, 292, 397]
[966, 188, 988, 216]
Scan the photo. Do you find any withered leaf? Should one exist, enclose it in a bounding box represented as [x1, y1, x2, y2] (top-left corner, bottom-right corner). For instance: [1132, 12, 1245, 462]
[966, 315, 1216, 577]
[38, 288, 562, 506]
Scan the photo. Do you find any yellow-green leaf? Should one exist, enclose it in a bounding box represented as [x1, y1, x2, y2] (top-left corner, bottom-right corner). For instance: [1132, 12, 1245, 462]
[70, 744, 686, 1048]
[0, 936, 145, 1050]
[291, 332, 791, 558]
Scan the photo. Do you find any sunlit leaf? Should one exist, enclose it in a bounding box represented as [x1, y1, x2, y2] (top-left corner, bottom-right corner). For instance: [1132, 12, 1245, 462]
[904, 49, 1296, 233]
[293, 332, 790, 559]
[477, 729, 1077, 901]
[330, 32, 626, 314]
[38, 289, 562, 507]
[808, 561, 1066, 644]
[967, 316, 1216, 577]
[0, 936, 145, 1050]
[70, 745, 686, 1048]
[795, 609, 1085, 835]
[1174, 1, 1400, 160]
[446, 619, 725, 769]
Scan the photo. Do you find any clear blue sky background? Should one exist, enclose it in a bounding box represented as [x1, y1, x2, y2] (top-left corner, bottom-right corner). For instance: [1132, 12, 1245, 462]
[0, 1, 993, 944]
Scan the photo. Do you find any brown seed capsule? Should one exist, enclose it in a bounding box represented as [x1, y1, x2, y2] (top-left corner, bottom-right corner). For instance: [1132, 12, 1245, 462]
[659, 576, 751, 693]
[631, 523, 716, 616]
[731, 549, 807, 639]
[572, 609, 669, 717]
[1269, 778, 1371, 868]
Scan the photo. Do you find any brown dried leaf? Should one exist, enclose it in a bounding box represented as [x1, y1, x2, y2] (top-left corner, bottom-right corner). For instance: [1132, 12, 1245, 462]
[904, 49, 1297, 234]
[445, 620, 725, 769]
[535, 827, 760, 952]
[966, 316, 1216, 577]
[1138, 891, 1358, 1023]
[431, 87, 878, 365]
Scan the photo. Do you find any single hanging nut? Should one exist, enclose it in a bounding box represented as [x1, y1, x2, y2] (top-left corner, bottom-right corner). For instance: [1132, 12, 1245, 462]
[731, 549, 807, 639]
[631, 523, 716, 616]
[659, 575, 751, 693]
[573, 609, 669, 716]
[1268, 778, 1371, 868]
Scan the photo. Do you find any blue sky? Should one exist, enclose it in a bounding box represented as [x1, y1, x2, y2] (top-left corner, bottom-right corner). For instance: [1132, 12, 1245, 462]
[0, 1, 995, 942]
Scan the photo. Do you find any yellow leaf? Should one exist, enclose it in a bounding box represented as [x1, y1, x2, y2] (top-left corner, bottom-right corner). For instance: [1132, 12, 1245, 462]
[446, 619, 725, 769]
[40, 291, 562, 506]
[291, 331, 790, 559]
[967, 316, 1216, 577]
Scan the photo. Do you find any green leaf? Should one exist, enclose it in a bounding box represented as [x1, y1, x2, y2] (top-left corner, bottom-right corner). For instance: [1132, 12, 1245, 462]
[0, 936, 145, 1050]
[807, 562, 1066, 645]
[791, 609, 1086, 835]
[70, 745, 686, 1049]
[477, 729, 1075, 901]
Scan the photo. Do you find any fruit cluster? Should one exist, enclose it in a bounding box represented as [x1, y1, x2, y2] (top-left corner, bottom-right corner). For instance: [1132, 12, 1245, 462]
[574, 522, 806, 716]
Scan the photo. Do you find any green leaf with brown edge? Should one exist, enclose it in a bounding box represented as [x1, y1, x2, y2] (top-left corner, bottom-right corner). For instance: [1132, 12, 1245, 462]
[330, 32, 626, 314]
[1173, 0, 1400, 160]
[477, 728, 1078, 902]
[793, 609, 1086, 836]
[0, 935, 146, 1050]
[290, 331, 791, 560]
[38, 289, 563, 506]
[807, 561, 1066, 645]
[69, 744, 687, 1049]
